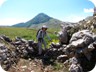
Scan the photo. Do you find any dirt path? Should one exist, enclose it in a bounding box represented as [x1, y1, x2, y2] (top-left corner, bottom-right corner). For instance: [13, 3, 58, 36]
[9, 58, 68, 72]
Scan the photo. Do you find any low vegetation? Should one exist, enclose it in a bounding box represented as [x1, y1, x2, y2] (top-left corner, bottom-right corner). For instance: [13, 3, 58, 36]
[0, 27, 59, 47]
[0, 27, 58, 38]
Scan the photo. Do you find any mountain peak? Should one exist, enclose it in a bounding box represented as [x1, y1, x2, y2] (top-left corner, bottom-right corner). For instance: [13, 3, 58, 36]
[25, 13, 52, 27]
[32, 13, 52, 24]
[12, 13, 63, 28]
[37, 13, 48, 16]
[36, 13, 51, 18]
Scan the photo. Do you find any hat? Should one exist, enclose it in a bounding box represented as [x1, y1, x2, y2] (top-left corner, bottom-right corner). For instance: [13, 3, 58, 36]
[42, 25, 48, 29]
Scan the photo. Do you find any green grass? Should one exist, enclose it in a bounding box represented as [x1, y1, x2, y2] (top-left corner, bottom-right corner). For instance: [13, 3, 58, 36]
[0, 27, 34, 40]
[0, 27, 59, 47]
[0, 27, 95, 41]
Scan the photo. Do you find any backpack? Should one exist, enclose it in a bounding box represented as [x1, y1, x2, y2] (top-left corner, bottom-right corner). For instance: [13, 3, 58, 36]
[36, 29, 42, 37]
[36, 29, 47, 38]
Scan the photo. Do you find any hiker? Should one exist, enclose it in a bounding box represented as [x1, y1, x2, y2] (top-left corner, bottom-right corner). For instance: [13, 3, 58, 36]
[36, 25, 51, 55]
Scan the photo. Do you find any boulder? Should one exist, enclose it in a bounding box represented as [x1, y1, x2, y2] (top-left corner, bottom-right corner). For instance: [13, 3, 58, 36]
[88, 43, 95, 51]
[64, 30, 96, 72]
[58, 25, 69, 44]
[15, 37, 21, 41]
[0, 43, 4, 47]
[1, 35, 12, 42]
[70, 30, 94, 45]
[27, 47, 34, 54]
[15, 37, 27, 43]
[50, 42, 62, 48]
[68, 57, 83, 72]
[28, 40, 34, 46]
[12, 41, 22, 45]
[57, 55, 68, 63]
[69, 63, 83, 72]
[65, 30, 96, 58]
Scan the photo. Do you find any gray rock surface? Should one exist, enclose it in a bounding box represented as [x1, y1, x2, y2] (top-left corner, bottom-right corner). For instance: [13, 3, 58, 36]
[64, 30, 96, 72]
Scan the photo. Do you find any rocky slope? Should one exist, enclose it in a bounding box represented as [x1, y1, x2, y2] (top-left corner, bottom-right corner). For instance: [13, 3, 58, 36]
[78, 16, 96, 30]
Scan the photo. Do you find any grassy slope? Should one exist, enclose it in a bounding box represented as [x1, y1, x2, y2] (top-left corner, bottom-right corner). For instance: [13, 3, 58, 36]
[0, 27, 34, 40]
[29, 19, 62, 30]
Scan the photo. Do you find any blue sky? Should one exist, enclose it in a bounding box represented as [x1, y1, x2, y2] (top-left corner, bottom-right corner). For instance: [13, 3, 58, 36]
[0, 0, 96, 26]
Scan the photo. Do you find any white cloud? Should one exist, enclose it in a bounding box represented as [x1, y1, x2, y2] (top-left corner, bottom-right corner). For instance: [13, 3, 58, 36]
[84, 8, 94, 13]
[0, 0, 7, 7]
[84, 0, 96, 13]
[0, 18, 28, 26]
[63, 15, 85, 22]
